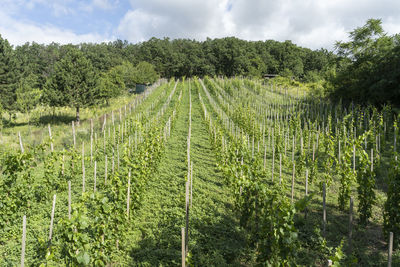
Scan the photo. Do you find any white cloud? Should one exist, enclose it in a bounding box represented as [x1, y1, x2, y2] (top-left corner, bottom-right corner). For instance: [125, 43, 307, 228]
[118, 0, 400, 49]
[118, 0, 232, 42]
[0, 11, 108, 45]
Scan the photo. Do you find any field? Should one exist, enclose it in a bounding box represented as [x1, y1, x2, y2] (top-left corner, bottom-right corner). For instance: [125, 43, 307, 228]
[0, 77, 399, 266]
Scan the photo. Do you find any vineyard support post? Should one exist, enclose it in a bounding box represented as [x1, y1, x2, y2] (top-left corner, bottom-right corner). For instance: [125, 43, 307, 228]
[48, 124, 53, 152]
[182, 227, 186, 267]
[105, 155, 108, 184]
[68, 181, 71, 220]
[291, 163, 295, 203]
[82, 142, 85, 193]
[305, 169, 308, 219]
[279, 154, 282, 185]
[348, 197, 353, 254]
[127, 171, 131, 218]
[49, 194, 56, 242]
[323, 182, 326, 237]
[94, 161, 97, 192]
[21, 215, 26, 267]
[72, 121, 76, 148]
[18, 132, 24, 153]
[388, 232, 393, 267]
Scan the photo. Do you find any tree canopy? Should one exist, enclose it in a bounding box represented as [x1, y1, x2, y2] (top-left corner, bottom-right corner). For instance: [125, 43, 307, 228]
[331, 19, 400, 106]
[43, 46, 98, 123]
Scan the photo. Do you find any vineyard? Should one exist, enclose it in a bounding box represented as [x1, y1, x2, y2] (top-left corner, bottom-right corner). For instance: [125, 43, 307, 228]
[1, 77, 400, 266]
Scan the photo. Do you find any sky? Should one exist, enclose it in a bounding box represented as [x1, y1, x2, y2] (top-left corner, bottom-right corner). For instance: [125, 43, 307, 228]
[0, 0, 399, 50]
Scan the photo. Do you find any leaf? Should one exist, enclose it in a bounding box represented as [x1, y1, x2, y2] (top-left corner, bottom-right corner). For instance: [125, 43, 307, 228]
[77, 251, 90, 265]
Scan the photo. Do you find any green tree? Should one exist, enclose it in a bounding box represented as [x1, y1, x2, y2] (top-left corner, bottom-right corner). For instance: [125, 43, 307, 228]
[97, 65, 126, 105]
[16, 73, 42, 122]
[0, 35, 18, 117]
[332, 19, 399, 105]
[44, 46, 97, 123]
[132, 61, 158, 85]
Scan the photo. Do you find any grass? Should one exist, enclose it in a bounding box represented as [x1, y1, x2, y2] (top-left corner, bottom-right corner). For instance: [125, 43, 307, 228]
[1, 78, 398, 265]
[127, 83, 249, 266]
[0, 91, 148, 152]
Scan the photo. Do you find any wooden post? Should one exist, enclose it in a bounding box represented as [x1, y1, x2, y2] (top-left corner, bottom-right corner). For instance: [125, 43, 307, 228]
[271, 147, 275, 182]
[117, 144, 120, 170]
[291, 163, 295, 203]
[21, 215, 26, 267]
[82, 142, 85, 193]
[388, 232, 393, 267]
[353, 145, 356, 173]
[185, 179, 189, 255]
[371, 148, 374, 173]
[348, 197, 353, 254]
[49, 194, 56, 242]
[62, 155, 65, 176]
[112, 152, 115, 175]
[105, 155, 108, 184]
[263, 145, 266, 170]
[72, 121, 76, 148]
[313, 143, 315, 162]
[292, 135, 295, 162]
[126, 171, 131, 218]
[48, 124, 53, 152]
[323, 182, 326, 237]
[90, 134, 93, 163]
[182, 227, 186, 267]
[68, 181, 71, 220]
[305, 169, 308, 219]
[279, 153, 282, 185]
[90, 118, 93, 137]
[93, 161, 97, 192]
[18, 132, 24, 153]
[190, 162, 193, 209]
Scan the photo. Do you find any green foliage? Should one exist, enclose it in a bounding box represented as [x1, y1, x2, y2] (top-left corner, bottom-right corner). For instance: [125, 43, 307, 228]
[356, 140, 376, 225]
[43, 46, 98, 122]
[332, 19, 400, 106]
[16, 73, 42, 116]
[97, 65, 126, 104]
[329, 239, 345, 266]
[0, 34, 18, 113]
[0, 149, 35, 227]
[59, 193, 124, 265]
[132, 61, 159, 85]
[384, 154, 400, 248]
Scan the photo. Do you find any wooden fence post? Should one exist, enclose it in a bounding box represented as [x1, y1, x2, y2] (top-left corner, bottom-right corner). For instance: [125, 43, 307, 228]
[323, 182, 327, 237]
[182, 227, 186, 267]
[348, 197, 353, 254]
[388, 232, 393, 267]
[49, 194, 56, 242]
[126, 171, 131, 218]
[18, 132, 24, 153]
[291, 163, 295, 203]
[21, 215, 26, 267]
[68, 181, 71, 220]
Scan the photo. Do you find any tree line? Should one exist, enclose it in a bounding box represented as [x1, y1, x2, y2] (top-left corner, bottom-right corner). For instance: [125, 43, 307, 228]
[0, 18, 398, 124]
[0, 35, 333, 123]
[330, 19, 400, 107]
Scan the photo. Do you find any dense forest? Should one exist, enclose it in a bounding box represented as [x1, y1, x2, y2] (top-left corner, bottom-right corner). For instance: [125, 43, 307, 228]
[0, 18, 399, 123]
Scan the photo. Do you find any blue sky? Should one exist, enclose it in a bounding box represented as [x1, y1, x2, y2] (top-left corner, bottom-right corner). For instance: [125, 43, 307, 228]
[1, 0, 399, 49]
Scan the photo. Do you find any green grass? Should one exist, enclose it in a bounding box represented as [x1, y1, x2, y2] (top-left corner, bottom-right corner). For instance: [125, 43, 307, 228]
[127, 84, 249, 266]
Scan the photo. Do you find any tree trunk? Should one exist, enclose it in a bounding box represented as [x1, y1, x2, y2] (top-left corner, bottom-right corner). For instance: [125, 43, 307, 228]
[76, 106, 80, 125]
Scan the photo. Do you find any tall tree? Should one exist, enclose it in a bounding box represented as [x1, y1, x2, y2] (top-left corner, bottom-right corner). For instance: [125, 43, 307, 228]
[332, 19, 399, 105]
[132, 61, 159, 85]
[44, 46, 97, 123]
[0, 35, 19, 116]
